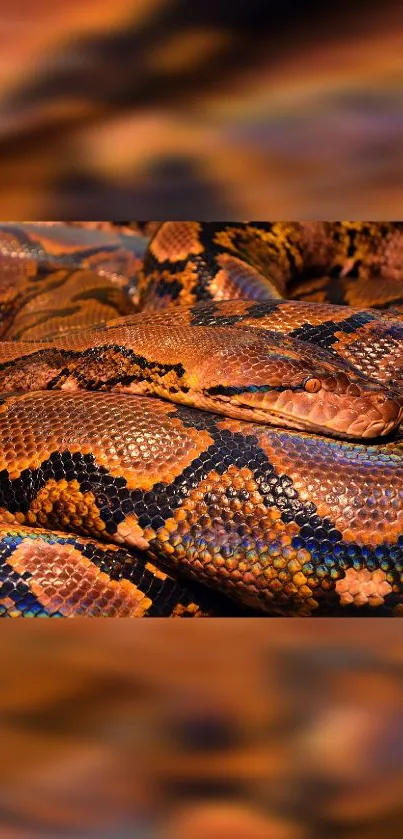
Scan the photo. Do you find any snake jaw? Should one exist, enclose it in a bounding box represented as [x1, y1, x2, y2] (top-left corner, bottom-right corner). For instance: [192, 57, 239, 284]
[202, 373, 403, 439]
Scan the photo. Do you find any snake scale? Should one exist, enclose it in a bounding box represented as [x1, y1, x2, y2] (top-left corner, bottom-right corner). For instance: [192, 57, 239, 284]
[0, 221, 403, 617]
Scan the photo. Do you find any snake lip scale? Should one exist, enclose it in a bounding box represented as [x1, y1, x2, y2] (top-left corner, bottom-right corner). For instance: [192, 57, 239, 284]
[0, 221, 403, 617]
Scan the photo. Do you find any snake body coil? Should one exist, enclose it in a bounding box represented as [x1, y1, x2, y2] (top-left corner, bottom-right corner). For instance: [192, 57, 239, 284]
[0, 221, 403, 616]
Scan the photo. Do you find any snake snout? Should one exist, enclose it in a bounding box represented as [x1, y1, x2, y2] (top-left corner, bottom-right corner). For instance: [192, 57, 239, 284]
[328, 381, 403, 438]
[363, 389, 403, 436]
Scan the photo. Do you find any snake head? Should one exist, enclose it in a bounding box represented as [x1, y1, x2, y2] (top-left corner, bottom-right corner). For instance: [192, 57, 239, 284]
[185, 330, 403, 439]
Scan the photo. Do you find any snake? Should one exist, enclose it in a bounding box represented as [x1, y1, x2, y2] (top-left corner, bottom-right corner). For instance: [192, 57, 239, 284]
[0, 221, 403, 617]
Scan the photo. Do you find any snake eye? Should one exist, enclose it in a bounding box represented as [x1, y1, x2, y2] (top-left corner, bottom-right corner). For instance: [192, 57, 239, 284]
[303, 377, 322, 393]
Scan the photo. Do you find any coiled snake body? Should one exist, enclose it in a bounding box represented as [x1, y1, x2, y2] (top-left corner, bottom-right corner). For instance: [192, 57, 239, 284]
[0, 221, 403, 617]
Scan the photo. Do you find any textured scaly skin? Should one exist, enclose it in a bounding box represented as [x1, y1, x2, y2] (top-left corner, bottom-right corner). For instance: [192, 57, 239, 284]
[0, 221, 403, 616]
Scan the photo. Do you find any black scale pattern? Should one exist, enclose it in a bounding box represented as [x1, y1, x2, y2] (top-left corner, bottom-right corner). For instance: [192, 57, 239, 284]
[1, 401, 401, 606]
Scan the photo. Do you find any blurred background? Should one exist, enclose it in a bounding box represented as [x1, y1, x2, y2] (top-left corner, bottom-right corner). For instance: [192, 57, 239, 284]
[0, 0, 402, 218]
[1, 620, 403, 838]
[2, 4, 403, 836]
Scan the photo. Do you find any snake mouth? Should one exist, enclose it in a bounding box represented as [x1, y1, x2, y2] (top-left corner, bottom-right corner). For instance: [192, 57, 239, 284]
[203, 380, 403, 439]
[261, 406, 402, 439]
